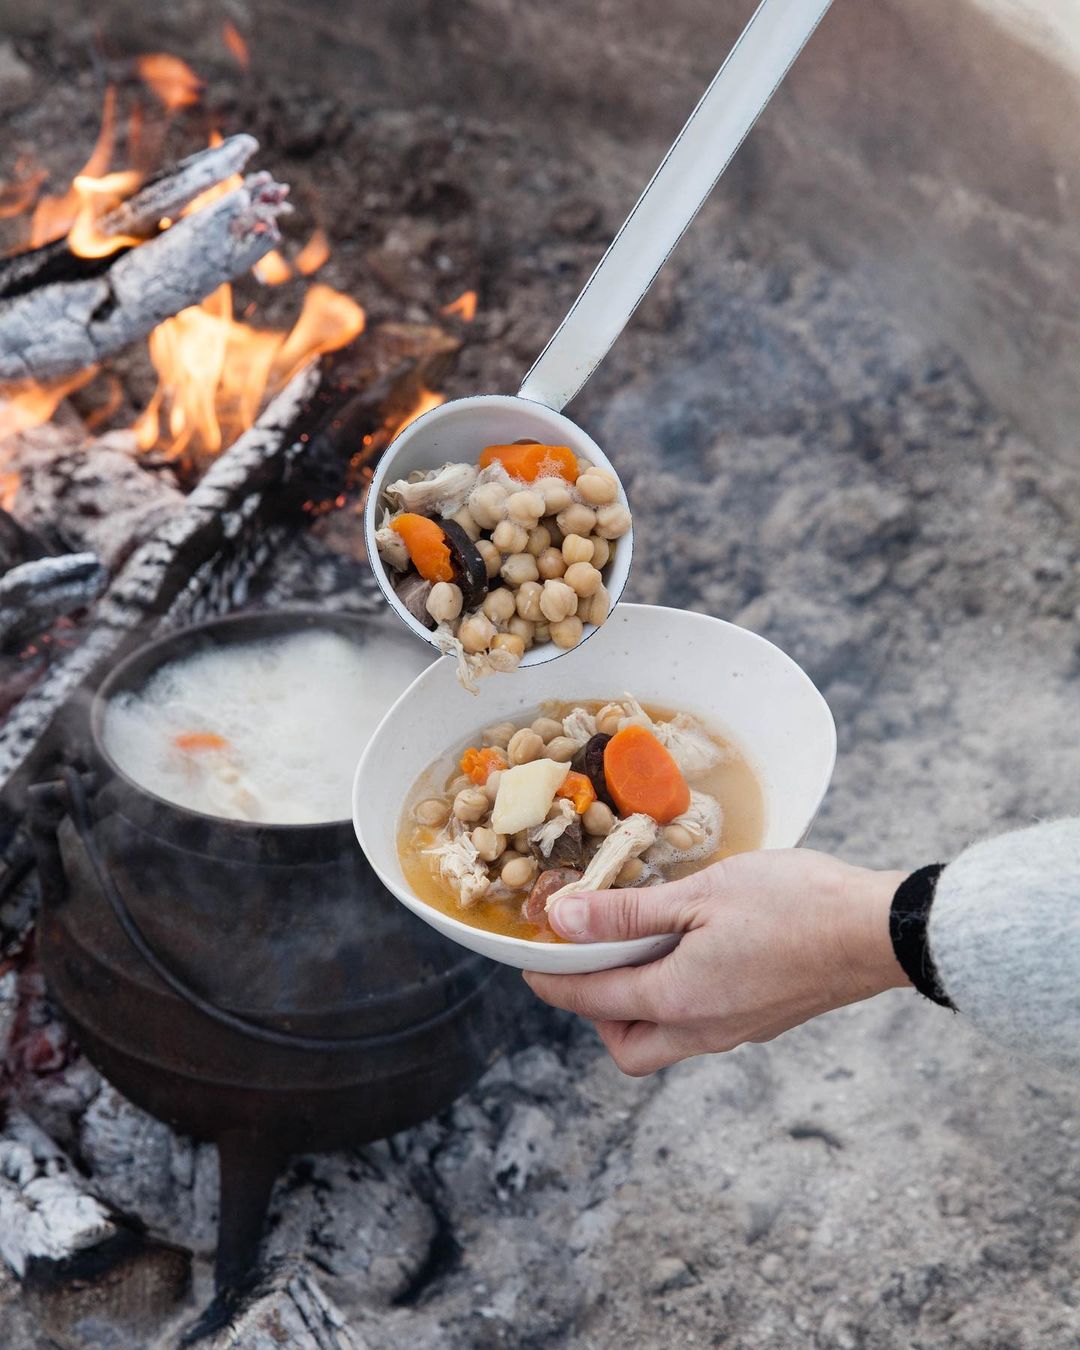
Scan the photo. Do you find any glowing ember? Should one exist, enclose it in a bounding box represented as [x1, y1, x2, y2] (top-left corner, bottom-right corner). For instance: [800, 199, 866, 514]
[222, 21, 250, 69]
[135, 54, 203, 113]
[442, 290, 478, 322]
[134, 282, 365, 460]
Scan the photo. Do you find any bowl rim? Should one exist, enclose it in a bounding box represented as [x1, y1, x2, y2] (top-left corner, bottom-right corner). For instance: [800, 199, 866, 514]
[352, 602, 837, 957]
[361, 392, 635, 668]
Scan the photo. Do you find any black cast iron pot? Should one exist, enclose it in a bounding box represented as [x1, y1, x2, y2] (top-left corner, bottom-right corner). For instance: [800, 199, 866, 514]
[27, 609, 513, 1303]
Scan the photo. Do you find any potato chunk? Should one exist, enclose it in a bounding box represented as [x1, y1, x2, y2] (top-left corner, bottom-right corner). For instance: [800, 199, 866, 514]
[491, 758, 572, 835]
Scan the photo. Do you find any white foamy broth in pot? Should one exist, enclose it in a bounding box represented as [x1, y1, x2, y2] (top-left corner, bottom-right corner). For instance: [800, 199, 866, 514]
[102, 628, 431, 824]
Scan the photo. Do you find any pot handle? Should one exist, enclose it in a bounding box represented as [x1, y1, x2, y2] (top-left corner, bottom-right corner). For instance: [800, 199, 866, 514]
[58, 768, 476, 1054]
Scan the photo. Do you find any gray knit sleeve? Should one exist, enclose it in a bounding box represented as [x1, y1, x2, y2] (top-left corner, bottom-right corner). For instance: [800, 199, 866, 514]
[927, 817, 1080, 1075]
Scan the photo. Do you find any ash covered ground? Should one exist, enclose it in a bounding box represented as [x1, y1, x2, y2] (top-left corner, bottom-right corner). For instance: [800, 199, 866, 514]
[1, 22, 1079, 1349]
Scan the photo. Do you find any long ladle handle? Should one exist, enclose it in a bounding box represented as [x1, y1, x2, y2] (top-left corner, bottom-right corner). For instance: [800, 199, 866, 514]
[518, 0, 834, 412]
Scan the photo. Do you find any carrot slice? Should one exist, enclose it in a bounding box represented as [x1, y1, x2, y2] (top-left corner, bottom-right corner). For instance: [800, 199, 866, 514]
[174, 731, 229, 753]
[460, 746, 508, 785]
[390, 513, 454, 583]
[478, 443, 578, 483]
[556, 770, 597, 814]
[603, 726, 690, 824]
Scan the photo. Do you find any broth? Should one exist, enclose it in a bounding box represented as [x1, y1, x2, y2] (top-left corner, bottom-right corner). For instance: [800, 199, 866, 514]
[399, 699, 765, 941]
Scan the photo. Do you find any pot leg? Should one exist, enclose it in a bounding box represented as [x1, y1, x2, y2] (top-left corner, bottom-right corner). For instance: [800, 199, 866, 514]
[213, 1132, 286, 1293]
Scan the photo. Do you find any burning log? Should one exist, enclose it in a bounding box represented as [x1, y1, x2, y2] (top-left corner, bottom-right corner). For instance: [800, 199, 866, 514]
[0, 554, 108, 653]
[0, 172, 289, 384]
[0, 135, 259, 302]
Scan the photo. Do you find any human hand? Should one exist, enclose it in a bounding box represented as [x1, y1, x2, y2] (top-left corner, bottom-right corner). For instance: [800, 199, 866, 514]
[523, 849, 909, 1076]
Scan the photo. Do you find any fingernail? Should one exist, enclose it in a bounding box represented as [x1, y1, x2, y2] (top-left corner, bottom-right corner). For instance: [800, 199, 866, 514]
[550, 895, 589, 940]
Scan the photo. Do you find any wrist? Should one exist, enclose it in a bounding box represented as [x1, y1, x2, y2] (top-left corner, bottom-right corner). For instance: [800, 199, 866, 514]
[835, 865, 910, 1000]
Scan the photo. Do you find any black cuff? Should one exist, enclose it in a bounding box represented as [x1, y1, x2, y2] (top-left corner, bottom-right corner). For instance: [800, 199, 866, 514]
[889, 864, 955, 1010]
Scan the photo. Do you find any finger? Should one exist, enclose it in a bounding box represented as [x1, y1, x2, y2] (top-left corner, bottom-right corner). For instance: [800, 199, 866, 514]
[548, 870, 714, 943]
[522, 965, 665, 1023]
[594, 1019, 696, 1077]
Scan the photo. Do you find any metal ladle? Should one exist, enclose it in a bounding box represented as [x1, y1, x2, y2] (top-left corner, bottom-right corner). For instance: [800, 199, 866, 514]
[365, 0, 835, 662]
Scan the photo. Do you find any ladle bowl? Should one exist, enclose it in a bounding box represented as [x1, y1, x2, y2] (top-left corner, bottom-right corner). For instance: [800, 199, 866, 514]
[363, 394, 633, 666]
[354, 603, 837, 974]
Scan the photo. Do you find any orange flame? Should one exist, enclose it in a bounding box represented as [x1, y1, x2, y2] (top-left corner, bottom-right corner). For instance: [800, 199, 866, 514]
[295, 228, 330, 275]
[0, 159, 48, 220]
[135, 54, 203, 112]
[134, 283, 365, 460]
[391, 388, 446, 438]
[442, 290, 477, 322]
[222, 21, 250, 69]
[0, 369, 98, 448]
[29, 86, 122, 247]
[253, 249, 293, 285]
[66, 169, 143, 258]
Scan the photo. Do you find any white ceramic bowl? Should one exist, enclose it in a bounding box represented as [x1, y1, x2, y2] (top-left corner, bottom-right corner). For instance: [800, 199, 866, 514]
[353, 603, 837, 974]
[362, 394, 633, 668]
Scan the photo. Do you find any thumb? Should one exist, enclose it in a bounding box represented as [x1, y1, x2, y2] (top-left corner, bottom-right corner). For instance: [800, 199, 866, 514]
[548, 876, 704, 944]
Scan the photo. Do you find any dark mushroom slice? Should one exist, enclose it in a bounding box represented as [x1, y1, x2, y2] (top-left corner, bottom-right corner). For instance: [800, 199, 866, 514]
[394, 572, 435, 628]
[579, 733, 616, 810]
[523, 867, 583, 927]
[440, 518, 489, 610]
[527, 811, 584, 870]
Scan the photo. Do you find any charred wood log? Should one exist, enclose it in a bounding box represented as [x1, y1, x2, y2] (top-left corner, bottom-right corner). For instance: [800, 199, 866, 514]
[0, 172, 290, 384]
[196, 1260, 366, 1350]
[0, 554, 108, 653]
[0, 135, 259, 303]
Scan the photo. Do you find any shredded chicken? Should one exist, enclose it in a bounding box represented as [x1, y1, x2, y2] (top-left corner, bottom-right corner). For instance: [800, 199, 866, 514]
[423, 823, 491, 907]
[374, 508, 410, 572]
[617, 694, 721, 777]
[544, 813, 658, 909]
[384, 462, 478, 517]
[560, 706, 597, 748]
[529, 799, 578, 859]
[645, 790, 722, 868]
[434, 624, 522, 695]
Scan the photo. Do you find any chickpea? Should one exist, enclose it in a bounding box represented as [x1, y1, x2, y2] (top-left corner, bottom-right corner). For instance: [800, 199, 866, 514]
[556, 503, 597, 538]
[453, 787, 489, 823]
[472, 826, 507, 862]
[501, 855, 538, 889]
[583, 801, 615, 837]
[616, 857, 644, 887]
[449, 506, 482, 540]
[508, 615, 535, 648]
[447, 773, 473, 795]
[575, 469, 619, 505]
[508, 728, 545, 765]
[594, 503, 632, 539]
[507, 490, 545, 528]
[540, 579, 578, 623]
[537, 547, 566, 580]
[531, 716, 564, 742]
[561, 533, 594, 566]
[483, 769, 503, 803]
[426, 581, 463, 625]
[564, 561, 603, 598]
[527, 525, 552, 556]
[501, 552, 540, 588]
[579, 584, 610, 627]
[549, 616, 584, 650]
[492, 632, 526, 661]
[533, 621, 551, 644]
[589, 536, 611, 570]
[482, 721, 517, 749]
[512, 829, 531, 854]
[414, 797, 450, 827]
[515, 580, 544, 621]
[492, 520, 529, 555]
[476, 538, 502, 578]
[459, 612, 496, 654]
[544, 735, 578, 762]
[496, 848, 521, 868]
[536, 477, 573, 515]
[595, 703, 624, 736]
[469, 482, 509, 530]
[662, 824, 695, 852]
[482, 587, 517, 626]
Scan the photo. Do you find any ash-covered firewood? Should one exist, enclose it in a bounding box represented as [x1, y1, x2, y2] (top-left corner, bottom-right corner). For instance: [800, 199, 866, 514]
[0, 554, 107, 653]
[201, 1261, 366, 1350]
[8, 424, 182, 570]
[0, 172, 290, 384]
[0, 135, 259, 304]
